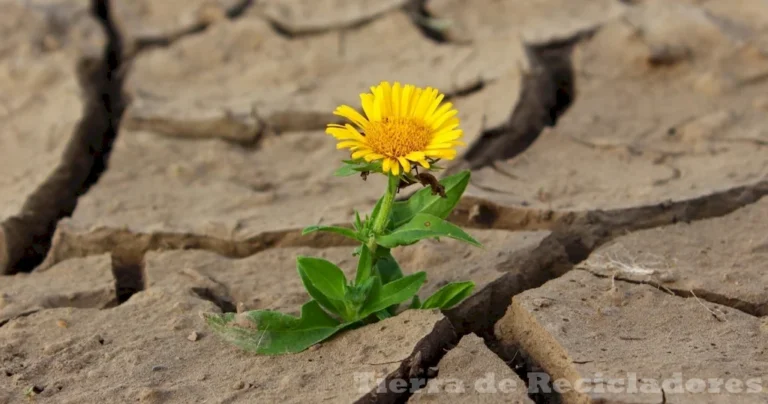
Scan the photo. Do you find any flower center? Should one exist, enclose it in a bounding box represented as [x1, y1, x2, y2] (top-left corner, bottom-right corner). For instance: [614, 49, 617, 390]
[364, 117, 432, 157]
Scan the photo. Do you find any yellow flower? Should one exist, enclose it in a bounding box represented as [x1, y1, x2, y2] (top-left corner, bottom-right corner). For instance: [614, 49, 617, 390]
[327, 81, 464, 176]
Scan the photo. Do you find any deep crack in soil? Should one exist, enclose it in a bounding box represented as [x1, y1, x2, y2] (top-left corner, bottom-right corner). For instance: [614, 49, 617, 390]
[131, 0, 255, 52]
[0, 0, 126, 275]
[403, 0, 450, 43]
[456, 36, 577, 172]
[355, 317, 459, 404]
[586, 269, 767, 318]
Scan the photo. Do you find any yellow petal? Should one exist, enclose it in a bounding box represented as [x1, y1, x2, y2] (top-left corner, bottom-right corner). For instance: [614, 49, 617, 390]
[426, 102, 454, 126]
[432, 129, 463, 144]
[392, 82, 402, 118]
[352, 149, 373, 159]
[363, 153, 385, 162]
[336, 140, 362, 149]
[391, 158, 400, 175]
[382, 158, 392, 173]
[431, 109, 458, 130]
[360, 93, 376, 121]
[413, 87, 435, 118]
[372, 86, 385, 121]
[405, 151, 426, 161]
[327, 125, 365, 141]
[334, 105, 369, 129]
[424, 92, 445, 119]
[426, 143, 455, 149]
[408, 87, 422, 116]
[379, 82, 392, 117]
[397, 156, 411, 173]
[425, 149, 458, 159]
[434, 117, 461, 132]
[417, 159, 430, 168]
[401, 84, 414, 117]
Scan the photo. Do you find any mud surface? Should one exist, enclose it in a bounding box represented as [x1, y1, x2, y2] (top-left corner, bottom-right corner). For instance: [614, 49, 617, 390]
[1, 0, 768, 403]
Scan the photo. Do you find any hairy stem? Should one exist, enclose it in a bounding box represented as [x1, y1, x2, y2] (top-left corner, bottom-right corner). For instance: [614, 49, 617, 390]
[373, 175, 399, 233]
[353, 174, 398, 286]
[366, 174, 399, 253]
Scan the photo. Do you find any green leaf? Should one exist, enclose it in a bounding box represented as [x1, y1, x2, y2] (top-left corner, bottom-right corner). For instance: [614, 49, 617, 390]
[334, 164, 361, 177]
[374, 249, 404, 285]
[204, 300, 344, 355]
[302, 225, 361, 242]
[409, 295, 422, 309]
[297, 257, 348, 317]
[297, 257, 347, 300]
[334, 160, 383, 177]
[355, 244, 374, 284]
[421, 281, 475, 310]
[366, 195, 386, 232]
[358, 272, 426, 319]
[390, 170, 470, 228]
[346, 275, 375, 308]
[375, 309, 393, 321]
[372, 249, 404, 316]
[376, 213, 481, 249]
[353, 211, 363, 231]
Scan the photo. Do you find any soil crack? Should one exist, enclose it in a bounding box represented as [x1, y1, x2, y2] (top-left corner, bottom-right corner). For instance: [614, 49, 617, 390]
[582, 268, 765, 318]
[454, 36, 579, 172]
[1, 0, 127, 274]
[131, 0, 254, 53]
[355, 317, 458, 404]
[403, 0, 451, 43]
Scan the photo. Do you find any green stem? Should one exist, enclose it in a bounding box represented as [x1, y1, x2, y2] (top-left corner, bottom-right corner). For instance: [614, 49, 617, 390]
[354, 175, 398, 286]
[366, 174, 399, 253]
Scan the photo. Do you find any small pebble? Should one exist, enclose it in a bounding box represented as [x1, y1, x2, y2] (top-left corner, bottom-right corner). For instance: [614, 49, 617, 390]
[532, 298, 553, 308]
[187, 331, 199, 342]
[56, 320, 68, 328]
[232, 381, 245, 390]
[152, 365, 166, 372]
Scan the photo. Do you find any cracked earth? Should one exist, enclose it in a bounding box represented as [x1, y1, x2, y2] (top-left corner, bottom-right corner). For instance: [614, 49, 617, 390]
[1, 0, 767, 403]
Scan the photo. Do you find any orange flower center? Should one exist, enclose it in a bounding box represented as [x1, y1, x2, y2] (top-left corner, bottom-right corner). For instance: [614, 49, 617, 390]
[365, 117, 432, 157]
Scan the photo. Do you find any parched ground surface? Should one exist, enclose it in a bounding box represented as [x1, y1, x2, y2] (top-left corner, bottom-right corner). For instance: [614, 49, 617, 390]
[1, 0, 768, 403]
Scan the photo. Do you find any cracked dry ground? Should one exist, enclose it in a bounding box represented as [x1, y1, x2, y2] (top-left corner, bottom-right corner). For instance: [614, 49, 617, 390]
[1, 0, 768, 403]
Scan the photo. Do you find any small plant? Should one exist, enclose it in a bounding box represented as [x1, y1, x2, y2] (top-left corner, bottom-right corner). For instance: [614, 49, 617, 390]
[204, 81, 481, 355]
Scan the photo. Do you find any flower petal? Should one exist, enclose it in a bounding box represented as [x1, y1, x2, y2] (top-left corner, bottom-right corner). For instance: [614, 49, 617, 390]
[397, 156, 411, 173]
[352, 149, 373, 159]
[391, 158, 400, 175]
[363, 153, 385, 162]
[334, 105, 369, 129]
[405, 151, 426, 161]
[426, 143, 456, 150]
[426, 102, 455, 127]
[413, 87, 435, 118]
[434, 117, 461, 132]
[392, 82, 402, 118]
[336, 140, 363, 149]
[401, 84, 414, 117]
[425, 149, 458, 159]
[424, 92, 445, 120]
[382, 157, 392, 173]
[327, 124, 365, 141]
[432, 129, 463, 144]
[360, 93, 377, 121]
[407, 86, 421, 116]
[431, 109, 458, 130]
[378, 81, 393, 117]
